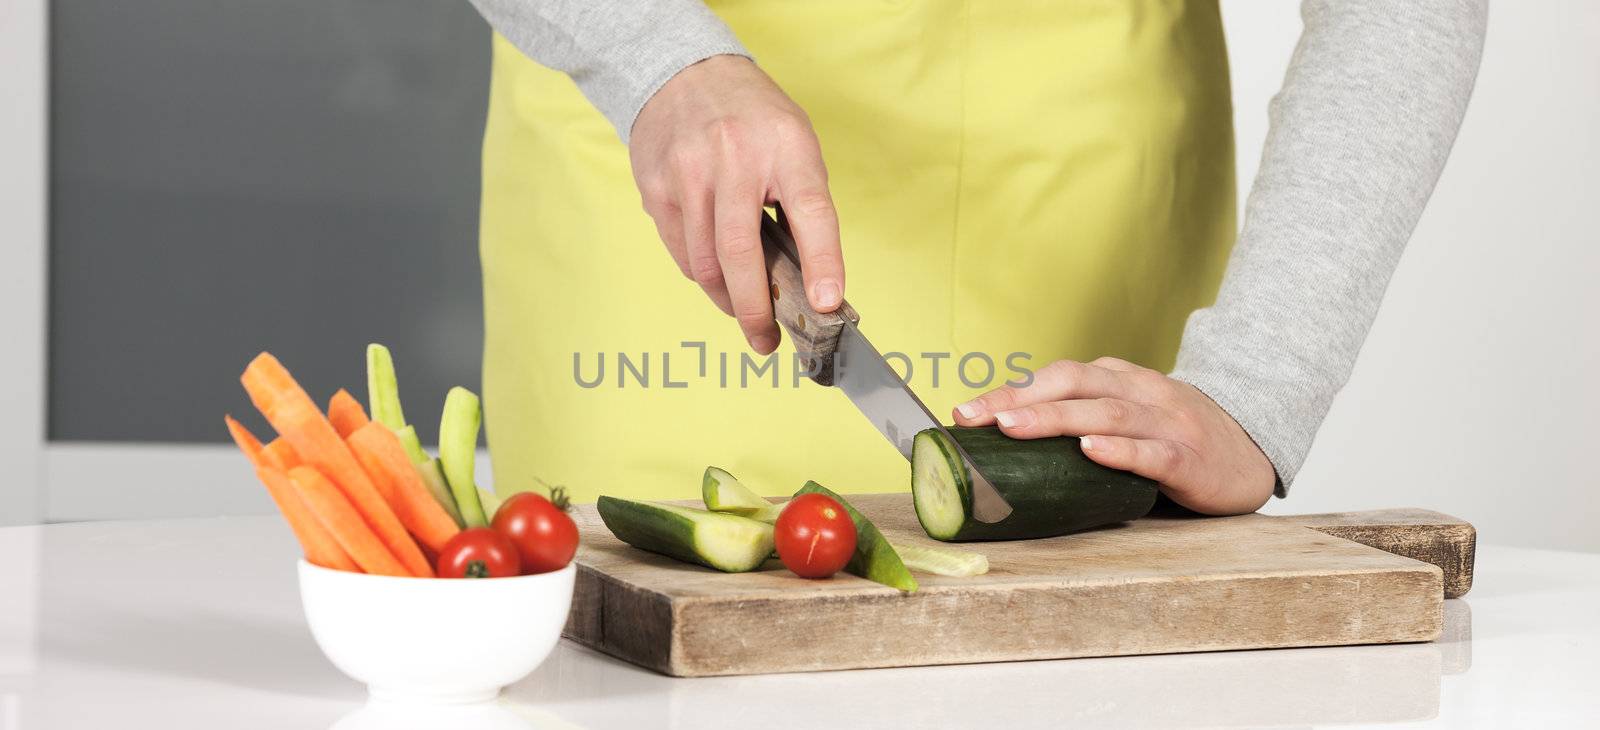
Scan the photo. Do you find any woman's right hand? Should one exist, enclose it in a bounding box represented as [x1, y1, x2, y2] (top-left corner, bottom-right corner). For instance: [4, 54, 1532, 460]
[628, 55, 845, 355]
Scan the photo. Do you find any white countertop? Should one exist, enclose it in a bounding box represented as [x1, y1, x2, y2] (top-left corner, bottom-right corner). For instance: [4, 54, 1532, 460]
[1, 516, 1595, 729]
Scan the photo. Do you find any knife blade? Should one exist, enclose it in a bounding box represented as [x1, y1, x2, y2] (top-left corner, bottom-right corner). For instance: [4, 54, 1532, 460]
[758, 207, 1013, 523]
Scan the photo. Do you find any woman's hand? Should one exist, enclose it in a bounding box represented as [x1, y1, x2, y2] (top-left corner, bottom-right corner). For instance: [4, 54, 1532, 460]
[953, 357, 1275, 515]
[629, 55, 844, 355]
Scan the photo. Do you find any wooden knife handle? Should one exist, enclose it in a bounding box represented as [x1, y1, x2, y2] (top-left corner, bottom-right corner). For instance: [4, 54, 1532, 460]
[761, 206, 859, 386]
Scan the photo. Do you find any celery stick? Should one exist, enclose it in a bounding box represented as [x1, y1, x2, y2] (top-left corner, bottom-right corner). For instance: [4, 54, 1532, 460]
[439, 387, 489, 527]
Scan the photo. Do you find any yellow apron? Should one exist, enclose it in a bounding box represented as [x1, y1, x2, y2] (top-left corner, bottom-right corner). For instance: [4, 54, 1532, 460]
[480, 1, 1236, 503]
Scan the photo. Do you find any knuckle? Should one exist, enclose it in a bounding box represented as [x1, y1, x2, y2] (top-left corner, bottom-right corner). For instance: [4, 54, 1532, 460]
[731, 302, 771, 326]
[716, 232, 761, 260]
[1091, 356, 1128, 369]
[689, 259, 724, 288]
[787, 189, 837, 220]
[1097, 398, 1132, 425]
[982, 388, 1017, 412]
[709, 117, 747, 153]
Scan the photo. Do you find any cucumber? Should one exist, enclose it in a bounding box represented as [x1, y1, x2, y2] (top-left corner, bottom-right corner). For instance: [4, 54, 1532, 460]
[893, 542, 989, 577]
[794, 482, 917, 592]
[417, 456, 465, 527]
[912, 426, 1158, 541]
[597, 497, 775, 573]
[701, 466, 786, 523]
[439, 387, 489, 528]
[365, 343, 409, 432]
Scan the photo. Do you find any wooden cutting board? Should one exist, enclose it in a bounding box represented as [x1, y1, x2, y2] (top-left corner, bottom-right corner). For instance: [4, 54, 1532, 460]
[561, 494, 1475, 677]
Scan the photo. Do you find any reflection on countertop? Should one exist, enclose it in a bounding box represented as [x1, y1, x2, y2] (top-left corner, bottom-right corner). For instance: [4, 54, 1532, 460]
[0, 516, 1595, 729]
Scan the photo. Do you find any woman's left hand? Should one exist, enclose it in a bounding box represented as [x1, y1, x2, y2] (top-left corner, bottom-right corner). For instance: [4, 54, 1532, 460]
[952, 357, 1276, 515]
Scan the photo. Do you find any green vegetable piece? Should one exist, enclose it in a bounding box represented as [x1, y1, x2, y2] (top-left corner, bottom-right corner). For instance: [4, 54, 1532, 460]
[913, 426, 1158, 541]
[597, 496, 775, 573]
[365, 344, 408, 432]
[439, 386, 489, 528]
[794, 481, 917, 592]
[417, 456, 464, 528]
[701, 466, 786, 523]
[891, 541, 989, 577]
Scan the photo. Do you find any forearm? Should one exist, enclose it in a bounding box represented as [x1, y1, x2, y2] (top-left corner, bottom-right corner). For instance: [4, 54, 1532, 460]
[1170, 0, 1488, 494]
[467, 0, 749, 141]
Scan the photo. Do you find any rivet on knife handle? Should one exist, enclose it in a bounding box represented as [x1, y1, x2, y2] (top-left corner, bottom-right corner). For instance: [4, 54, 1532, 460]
[760, 206, 859, 386]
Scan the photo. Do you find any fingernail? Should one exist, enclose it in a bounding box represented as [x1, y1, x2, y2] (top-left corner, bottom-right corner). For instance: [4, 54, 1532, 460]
[1080, 436, 1096, 452]
[996, 410, 1031, 428]
[751, 334, 777, 353]
[956, 401, 980, 420]
[813, 280, 841, 309]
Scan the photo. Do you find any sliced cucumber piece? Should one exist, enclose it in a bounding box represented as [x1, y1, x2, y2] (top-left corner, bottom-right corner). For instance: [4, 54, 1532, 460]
[439, 386, 489, 528]
[912, 426, 1158, 541]
[417, 457, 465, 528]
[365, 343, 408, 432]
[598, 497, 775, 573]
[892, 542, 989, 577]
[794, 482, 916, 592]
[701, 466, 786, 523]
[394, 423, 431, 467]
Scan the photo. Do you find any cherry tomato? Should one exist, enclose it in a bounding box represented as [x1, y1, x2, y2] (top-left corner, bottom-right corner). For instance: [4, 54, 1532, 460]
[773, 493, 857, 578]
[492, 489, 579, 575]
[437, 528, 521, 579]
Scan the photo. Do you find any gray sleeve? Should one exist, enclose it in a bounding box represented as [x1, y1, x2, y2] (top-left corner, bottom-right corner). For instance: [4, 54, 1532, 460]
[466, 0, 751, 142]
[1169, 0, 1488, 494]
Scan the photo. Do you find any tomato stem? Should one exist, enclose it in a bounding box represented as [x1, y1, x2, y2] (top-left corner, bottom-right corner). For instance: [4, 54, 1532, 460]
[465, 560, 490, 578]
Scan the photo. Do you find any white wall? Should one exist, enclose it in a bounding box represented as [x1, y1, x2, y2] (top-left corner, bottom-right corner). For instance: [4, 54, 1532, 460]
[0, 0, 46, 527]
[1224, 2, 1600, 552]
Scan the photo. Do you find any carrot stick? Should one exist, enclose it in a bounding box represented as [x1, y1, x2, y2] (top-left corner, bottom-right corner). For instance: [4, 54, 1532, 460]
[327, 388, 371, 439]
[348, 422, 461, 553]
[288, 466, 408, 577]
[258, 466, 360, 571]
[262, 438, 301, 470]
[241, 353, 433, 577]
[224, 415, 265, 466]
[224, 415, 357, 571]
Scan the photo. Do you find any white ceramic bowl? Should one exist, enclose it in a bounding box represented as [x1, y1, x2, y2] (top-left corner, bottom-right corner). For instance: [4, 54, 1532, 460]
[298, 559, 575, 703]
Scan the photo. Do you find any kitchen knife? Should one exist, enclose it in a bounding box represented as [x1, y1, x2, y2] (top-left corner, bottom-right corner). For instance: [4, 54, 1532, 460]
[758, 207, 1013, 523]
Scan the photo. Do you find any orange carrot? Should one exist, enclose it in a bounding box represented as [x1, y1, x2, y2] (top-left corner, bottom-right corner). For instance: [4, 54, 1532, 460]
[262, 438, 301, 470]
[348, 421, 461, 553]
[257, 466, 360, 571]
[223, 415, 265, 466]
[224, 415, 357, 571]
[241, 353, 433, 577]
[327, 388, 371, 439]
[288, 466, 407, 577]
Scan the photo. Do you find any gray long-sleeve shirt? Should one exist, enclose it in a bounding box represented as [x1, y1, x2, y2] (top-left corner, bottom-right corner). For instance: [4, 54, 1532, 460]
[470, 0, 1488, 495]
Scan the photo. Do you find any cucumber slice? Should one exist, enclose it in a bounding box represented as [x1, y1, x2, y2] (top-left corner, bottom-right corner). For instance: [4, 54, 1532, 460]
[892, 542, 989, 577]
[394, 424, 432, 467]
[912, 426, 1158, 541]
[701, 466, 786, 523]
[439, 387, 489, 528]
[417, 456, 465, 528]
[365, 343, 408, 432]
[598, 497, 775, 573]
[794, 482, 916, 592]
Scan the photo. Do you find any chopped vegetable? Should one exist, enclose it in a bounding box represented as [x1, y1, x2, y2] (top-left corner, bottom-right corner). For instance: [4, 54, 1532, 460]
[287, 465, 412, 577]
[347, 421, 462, 554]
[241, 353, 433, 577]
[327, 388, 371, 439]
[912, 426, 1158, 541]
[225, 415, 357, 571]
[597, 496, 774, 573]
[793, 482, 916, 592]
[891, 542, 989, 577]
[262, 438, 301, 470]
[701, 466, 785, 523]
[773, 492, 856, 578]
[365, 343, 409, 432]
[438, 387, 489, 528]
